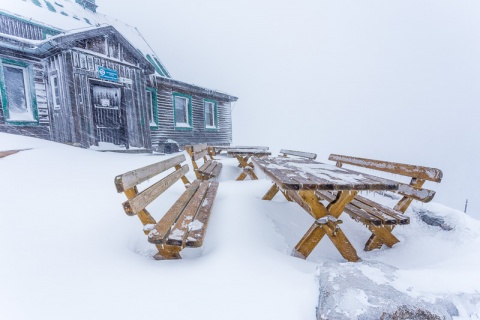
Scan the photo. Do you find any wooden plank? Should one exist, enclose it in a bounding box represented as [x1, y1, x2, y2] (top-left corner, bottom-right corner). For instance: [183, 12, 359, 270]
[122, 164, 189, 215]
[186, 181, 220, 247]
[115, 154, 186, 192]
[198, 160, 213, 173]
[167, 181, 209, 246]
[329, 154, 443, 182]
[315, 191, 384, 226]
[280, 149, 317, 160]
[0, 149, 31, 158]
[353, 195, 409, 224]
[351, 170, 435, 202]
[193, 144, 208, 152]
[193, 149, 209, 161]
[148, 180, 201, 244]
[211, 163, 222, 177]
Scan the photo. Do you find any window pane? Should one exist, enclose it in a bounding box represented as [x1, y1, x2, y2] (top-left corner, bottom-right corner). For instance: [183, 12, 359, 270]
[146, 91, 155, 126]
[3, 65, 32, 121]
[175, 96, 188, 125]
[205, 101, 215, 127]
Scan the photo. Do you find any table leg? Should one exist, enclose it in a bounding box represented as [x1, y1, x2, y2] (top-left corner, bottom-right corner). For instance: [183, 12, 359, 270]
[235, 155, 258, 181]
[292, 190, 360, 262]
[261, 184, 293, 201]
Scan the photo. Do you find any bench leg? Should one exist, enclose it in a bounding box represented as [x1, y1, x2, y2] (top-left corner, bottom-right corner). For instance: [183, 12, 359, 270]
[366, 225, 399, 250]
[364, 225, 397, 251]
[153, 245, 182, 260]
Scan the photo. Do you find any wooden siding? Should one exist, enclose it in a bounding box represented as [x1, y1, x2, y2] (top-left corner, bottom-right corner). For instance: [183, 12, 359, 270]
[0, 13, 51, 40]
[151, 85, 232, 148]
[0, 55, 51, 140]
[67, 48, 150, 148]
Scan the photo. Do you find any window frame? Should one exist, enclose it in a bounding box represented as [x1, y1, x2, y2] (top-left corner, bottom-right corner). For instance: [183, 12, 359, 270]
[204, 98, 218, 131]
[146, 87, 158, 130]
[0, 58, 39, 125]
[173, 92, 192, 131]
[51, 74, 61, 110]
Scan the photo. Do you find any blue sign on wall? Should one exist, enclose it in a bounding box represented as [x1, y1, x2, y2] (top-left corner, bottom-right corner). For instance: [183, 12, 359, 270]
[97, 66, 119, 82]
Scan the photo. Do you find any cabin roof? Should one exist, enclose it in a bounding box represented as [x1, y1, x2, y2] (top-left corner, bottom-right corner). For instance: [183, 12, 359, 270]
[157, 77, 238, 102]
[0, 0, 170, 77]
[0, 25, 155, 74]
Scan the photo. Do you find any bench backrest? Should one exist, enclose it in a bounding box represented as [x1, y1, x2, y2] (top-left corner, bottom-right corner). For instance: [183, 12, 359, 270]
[329, 154, 443, 212]
[186, 144, 209, 162]
[280, 149, 317, 160]
[115, 154, 190, 219]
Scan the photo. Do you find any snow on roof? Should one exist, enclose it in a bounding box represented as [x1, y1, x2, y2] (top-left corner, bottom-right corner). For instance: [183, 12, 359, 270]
[0, 0, 170, 77]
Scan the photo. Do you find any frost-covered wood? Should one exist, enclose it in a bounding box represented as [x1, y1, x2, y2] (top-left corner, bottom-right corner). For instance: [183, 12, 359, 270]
[253, 156, 404, 261]
[150, 78, 236, 148]
[280, 149, 317, 160]
[186, 144, 223, 180]
[115, 155, 219, 260]
[326, 153, 443, 251]
[329, 154, 443, 182]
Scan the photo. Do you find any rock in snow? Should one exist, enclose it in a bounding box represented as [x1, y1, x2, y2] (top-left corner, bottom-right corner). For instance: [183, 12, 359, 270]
[316, 260, 479, 319]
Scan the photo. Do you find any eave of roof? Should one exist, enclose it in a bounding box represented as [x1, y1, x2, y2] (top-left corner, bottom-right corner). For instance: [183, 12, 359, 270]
[156, 76, 238, 102]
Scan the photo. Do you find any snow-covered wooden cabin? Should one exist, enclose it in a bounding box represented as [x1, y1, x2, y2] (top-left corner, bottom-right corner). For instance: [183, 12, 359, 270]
[0, 0, 237, 150]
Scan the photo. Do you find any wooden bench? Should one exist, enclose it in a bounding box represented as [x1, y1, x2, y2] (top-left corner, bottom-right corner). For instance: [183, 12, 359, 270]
[316, 154, 443, 251]
[114, 154, 219, 260]
[186, 144, 222, 180]
[279, 149, 317, 160]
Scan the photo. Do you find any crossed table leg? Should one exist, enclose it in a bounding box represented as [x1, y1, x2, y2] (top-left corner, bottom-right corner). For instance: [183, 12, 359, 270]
[235, 155, 259, 181]
[262, 185, 360, 262]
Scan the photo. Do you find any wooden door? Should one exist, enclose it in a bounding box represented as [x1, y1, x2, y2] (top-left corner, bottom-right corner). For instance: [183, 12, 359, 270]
[91, 85, 124, 145]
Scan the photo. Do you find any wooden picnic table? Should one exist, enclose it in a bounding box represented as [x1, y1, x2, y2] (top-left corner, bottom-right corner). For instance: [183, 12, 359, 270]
[251, 156, 399, 262]
[226, 148, 272, 181]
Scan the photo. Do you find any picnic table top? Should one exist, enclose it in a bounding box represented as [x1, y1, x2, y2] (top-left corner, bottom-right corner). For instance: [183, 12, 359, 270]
[211, 145, 269, 150]
[226, 149, 272, 156]
[251, 156, 400, 191]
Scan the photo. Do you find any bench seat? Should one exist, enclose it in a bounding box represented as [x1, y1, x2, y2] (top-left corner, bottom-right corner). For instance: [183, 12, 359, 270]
[198, 159, 223, 179]
[186, 144, 223, 180]
[148, 180, 219, 255]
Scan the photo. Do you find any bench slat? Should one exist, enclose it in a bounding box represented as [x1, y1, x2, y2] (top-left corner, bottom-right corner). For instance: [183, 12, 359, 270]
[115, 154, 186, 192]
[329, 154, 443, 182]
[211, 163, 223, 177]
[315, 191, 384, 226]
[148, 180, 202, 244]
[193, 149, 209, 161]
[280, 149, 317, 160]
[187, 181, 219, 247]
[202, 161, 218, 175]
[167, 181, 210, 246]
[192, 144, 208, 152]
[122, 164, 189, 215]
[353, 195, 409, 224]
[198, 160, 213, 173]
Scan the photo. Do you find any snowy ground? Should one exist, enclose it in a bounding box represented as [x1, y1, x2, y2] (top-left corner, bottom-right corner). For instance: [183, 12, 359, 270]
[0, 133, 479, 319]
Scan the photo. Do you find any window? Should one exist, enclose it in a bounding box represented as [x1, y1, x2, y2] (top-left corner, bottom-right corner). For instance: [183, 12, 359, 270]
[0, 59, 38, 124]
[51, 75, 61, 110]
[173, 92, 192, 129]
[204, 99, 218, 130]
[146, 87, 158, 129]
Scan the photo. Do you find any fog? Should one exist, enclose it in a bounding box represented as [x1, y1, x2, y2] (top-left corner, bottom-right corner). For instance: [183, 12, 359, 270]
[97, 0, 480, 218]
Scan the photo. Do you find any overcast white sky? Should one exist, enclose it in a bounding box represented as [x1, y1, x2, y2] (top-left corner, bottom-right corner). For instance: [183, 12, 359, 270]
[96, 0, 480, 217]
